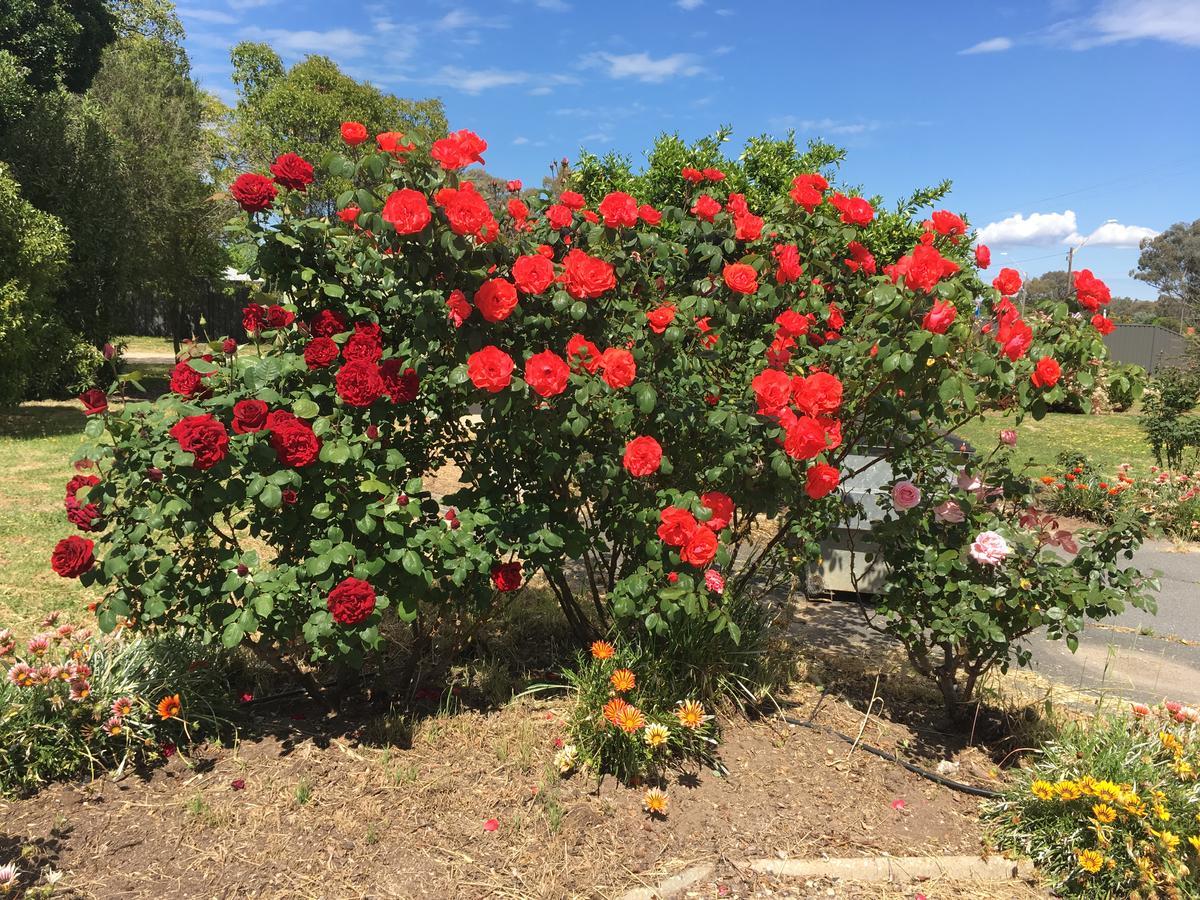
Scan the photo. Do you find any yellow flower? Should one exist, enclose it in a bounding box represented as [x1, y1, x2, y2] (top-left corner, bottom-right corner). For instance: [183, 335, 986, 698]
[1188, 835, 1200, 856]
[1091, 780, 1121, 804]
[589, 640, 615, 660]
[609, 668, 636, 693]
[1091, 803, 1117, 824]
[1151, 829, 1180, 854]
[1076, 848, 1105, 874]
[643, 723, 670, 749]
[553, 744, 577, 774]
[1056, 780, 1083, 801]
[675, 700, 711, 730]
[1030, 779, 1056, 801]
[156, 693, 181, 720]
[1153, 803, 1171, 822]
[642, 787, 668, 816]
[1159, 731, 1183, 755]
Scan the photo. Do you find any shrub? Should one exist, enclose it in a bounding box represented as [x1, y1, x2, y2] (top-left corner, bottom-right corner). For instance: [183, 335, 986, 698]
[1130, 466, 1200, 541]
[1042, 450, 1126, 524]
[1141, 367, 1200, 470]
[986, 702, 1200, 898]
[1106, 362, 1144, 412]
[0, 613, 233, 794]
[54, 125, 1124, 722]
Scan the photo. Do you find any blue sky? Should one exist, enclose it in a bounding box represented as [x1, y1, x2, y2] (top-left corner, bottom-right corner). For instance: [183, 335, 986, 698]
[179, 0, 1200, 299]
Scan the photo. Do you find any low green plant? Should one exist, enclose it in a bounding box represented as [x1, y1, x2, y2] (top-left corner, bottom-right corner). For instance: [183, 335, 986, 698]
[986, 702, 1200, 898]
[1042, 450, 1125, 524]
[1141, 367, 1200, 470]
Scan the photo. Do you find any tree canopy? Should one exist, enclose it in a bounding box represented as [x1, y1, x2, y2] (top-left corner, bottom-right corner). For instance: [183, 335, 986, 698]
[0, 0, 116, 94]
[1135, 219, 1200, 330]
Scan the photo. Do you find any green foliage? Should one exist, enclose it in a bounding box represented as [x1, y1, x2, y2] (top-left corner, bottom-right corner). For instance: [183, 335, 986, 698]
[1135, 218, 1200, 331]
[1140, 367, 1200, 469]
[0, 615, 233, 795]
[1042, 450, 1125, 524]
[985, 705, 1200, 897]
[1105, 361, 1144, 412]
[0, 162, 70, 405]
[0, 0, 116, 94]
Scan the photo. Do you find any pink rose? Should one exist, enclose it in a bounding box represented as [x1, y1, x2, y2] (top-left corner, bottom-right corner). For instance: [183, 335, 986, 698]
[969, 531, 1009, 566]
[891, 480, 922, 510]
[1000, 429, 1018, 447]
[704, 569, 725, 594]
[934, 500, 965, 523]
[956, 469, 983, 493]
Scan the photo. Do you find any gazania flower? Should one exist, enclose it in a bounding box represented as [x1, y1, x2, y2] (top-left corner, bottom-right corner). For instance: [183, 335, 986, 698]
[603, 698, 646, 733]
[675, 700, 711, 730]
[102, 716, 124, 737]
[553, 744, 578, 774]
[157, 693, 182, 720]
[6, 663, 34, 687]
[111, 697, 134, 718]
[642, 787, 668, 816]
[1030, 779, 1056, 801]
[68, 678, 90, 701]
[610, 669, 636, 693]
[590, 640, 615, 660]
[0, 862, 18, 892]
[644, 723, 670, 749]
[1075, 848, 1104, 874]
[1055, 780, 1083, 801]
[26, 635, 50, 656]
[1091, 803, 1116, 824]
[1152, 828, 1181, 853]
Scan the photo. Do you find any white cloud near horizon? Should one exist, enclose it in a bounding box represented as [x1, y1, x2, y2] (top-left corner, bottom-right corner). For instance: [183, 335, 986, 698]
[1066, 220, 1160, 247]
[238, 26, 367, 58]
[582, 52, 703, 82]
[978, 210, 1159, 247]
[959, 36, 1013, 54]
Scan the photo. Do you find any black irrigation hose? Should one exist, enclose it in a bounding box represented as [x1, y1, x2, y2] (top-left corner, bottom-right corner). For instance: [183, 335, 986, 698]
[779, 713, 1003, 799]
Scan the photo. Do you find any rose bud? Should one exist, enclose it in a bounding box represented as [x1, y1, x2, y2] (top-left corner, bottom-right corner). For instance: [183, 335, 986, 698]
[236, 564, 249, 576]
[147, 467, 163, 482]
[397, 493, 409, 506]
[103, 343, 116, 360]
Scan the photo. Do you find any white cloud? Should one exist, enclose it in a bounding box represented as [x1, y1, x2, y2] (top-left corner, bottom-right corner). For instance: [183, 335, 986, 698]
[529, 0, 571, 9]
[434, 8, 508, 30]
[226, 0, 281, 9]
[513, 136, 530, 145]
[1065, 220, 1160, 247]
[583, 52, 703, 82]
[677, 0, 704, 9]
[528, 85, 554, 95]
[178, 5, 239, 25]
[959, 36, 1013, 54]
[771, 116, 882, 136]
[977, 210, 1079, 245]
[1087, 0, 1200, 46]
[429, 66, 529, 93]
[239, 27, 367, 58]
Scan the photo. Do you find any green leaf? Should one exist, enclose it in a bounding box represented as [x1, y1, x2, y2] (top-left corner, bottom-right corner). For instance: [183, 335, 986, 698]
[260, 484, 282, 509]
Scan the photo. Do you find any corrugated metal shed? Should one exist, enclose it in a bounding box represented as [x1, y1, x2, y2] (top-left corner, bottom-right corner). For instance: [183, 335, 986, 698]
[1104, 324, 1190, 373]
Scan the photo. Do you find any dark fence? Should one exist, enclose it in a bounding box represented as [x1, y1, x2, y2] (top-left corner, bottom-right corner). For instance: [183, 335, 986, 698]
[1103, 324, 1190, 374]
[114, 278, 251, 341]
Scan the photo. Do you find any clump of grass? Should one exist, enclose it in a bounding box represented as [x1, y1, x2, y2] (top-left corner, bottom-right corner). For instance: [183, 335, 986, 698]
[294, 775, 313, 806]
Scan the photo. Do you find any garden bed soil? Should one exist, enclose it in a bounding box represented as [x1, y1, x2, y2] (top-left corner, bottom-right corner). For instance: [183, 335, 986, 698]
[1, 679, 1020, 899]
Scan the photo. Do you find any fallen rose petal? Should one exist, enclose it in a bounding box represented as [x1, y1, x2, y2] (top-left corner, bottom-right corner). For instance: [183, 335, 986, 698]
[231, 778, 246, 791]
[483, 818, 500, 832]
[891, 798, 907, 811]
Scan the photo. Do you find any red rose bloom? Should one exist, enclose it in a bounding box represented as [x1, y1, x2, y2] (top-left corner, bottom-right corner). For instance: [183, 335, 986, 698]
[513, 255, 555, 295]
[1073, 269, 1111, 311]
[430, 129, 487, 170]
[789, 173, 828, 212]
[566, 334, 602, 373]
[975, 244, 991, 269]
[79, 388, 107, 415]
[170, 414, 229, 470]
[887, 244, 959, 294]
[507, 197, 528, 223]
[793, 372, 843, 418]
[310, 309, 346, 337]
[265, 305, 293, 330]
[638, 204, 662, 226]
[805, 464, 840, 499]
[380, 359, 419, 403]
[723, 262, 759, 295]
[992, 267, 1022, 297]
[446, 289, 472, 327]
[700, 491, 734, 531]
[776, 309, 810, 338]
[772, 243, 804, 284]
[752, 369, 792, 416]
[622, 435, 662, 477]
[1092, 313, 1115, 335]
[702, 167, 726, 182]
[1030, 356, 1062, 389]
[558, 191, 585, 210]
[599, 348, 635, 389]
[230, 173, 277, 213]
[51, 535, 94, 578]
[222, 338, 237, 355]
[376, 131, 416, 156]
[783, 415, 828, 460]
[490, 562, 523, 592]
[996, 315, 1033, 361]
[931, 210, 966, 237]
[468, 346, 514, 392]
[266, 411, 320, 467]
[680, 525, 718, 567]
[336, 360, 385, 407]
[546, 204, 573, 230]
[524, 350, 570, 398]
[561, 249, 616, 300]
[681, 167, 704, 183]
[506, 180, 522, 192]
[382, 188, 431, 234]
[343, 322, 383, 363]
[269, 153, 314, 191]
[657, 506, 697, 546]
[829, 192, 874, 226]
[232, 399, 269, 434]
[338, 206, 359, 225]
[475, 278, 519, 323]
[844, 241, 877, 274]
[327, 577, 376, 626]
[691, 194, 721, 222]
[922, 299, 958, 334]
[304, 337, 339, 369]
[435, 182, 497, 242]
[340, 121, 368, 146]
[242, 302, 265, 335]
[598, 191, 639, 228]
[169, 361, 209, 398]
[646, 305, 676, 334]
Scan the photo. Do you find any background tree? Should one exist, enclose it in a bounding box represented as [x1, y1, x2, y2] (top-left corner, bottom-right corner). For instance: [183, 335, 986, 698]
[0, 0, 115, 93]
[1023, 270, 1071, 304]
[1135, 219, 1200, 331]
[230, 44, 447, 214]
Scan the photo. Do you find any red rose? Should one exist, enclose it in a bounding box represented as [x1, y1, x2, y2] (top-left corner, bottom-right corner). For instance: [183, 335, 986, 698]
[242, 303, 265, 335]
[598, 191, 639, 228]
[490, 562, 523, 592]
[702, 167, 726, 182]
[691, 194, 721, 222]
[776, 309, 810, 337]
[506, 179, 522, 192]
[475, 278, 519, 323]
[844, 241, 876, 274]
[622, 435, 662, 477]
[468, 346, 515, 392]
[435, 182, 497, 241]
[336, 360, 385, 407]
[230, 173, 277, 213]
[269, 152, 314, 191]
[599, 348, 635, 389]
[888, 244, 959, 294]
[513, 255, 555, 295]
[680, 525, 718, 567]
[431, 129, 487, 170]
[1092, 313, 1115, 335]
[700, 491, 734, 531]
[338, 206, 359, 225]
[638, 204, 662, 226]
[561, 249, 616, 300]
[1030, 356, 1062, 389]
[382, 188, 431, 234]
[327, 577, 376, 626]
[304, 337, 339, 369]
[975, 244, 991, 269]
[79, 389, 107, 415]
[266, 411, 320, 467]
[343, 322, 382, 363]
[524, 350, 570, 398]
[446, 289, 472, 327]
[51, 535, 94, 578]
[558, 190, 584, 210]
[310, 309, 346, 337]
[566, 334, 602, 373]
[546, 204, 573, 230]
[930, 210, 966, 236]
[789, 173, 828, 212]
[222, 338, 237, 355]
[992, 267, 1022, 297]
[266, 305, 294, 329]
[752, 369, 792, 416]
[380, 359, 419, 402]
[772, 243, 803, 284]
[170, 414, 229, 470]
[829, 192, 874, 226]
[376, 131, 416, 156]
[922, 299, 958, 334]
[805, 464, 840, 499]
[646, 305, 676, 334]
[996, 315, 1033, 361]
[783, 415, 828, 460]
[232, 399, 269, 434]
[723, 263, 758, 295]
[793, 372, 843, 418]
[681, 167, 704, 183]
[657, 506, 697, 546]
[1073, 269, 1111, 311]
[341, 121, 368, 146]
[508, 197, 528, 223]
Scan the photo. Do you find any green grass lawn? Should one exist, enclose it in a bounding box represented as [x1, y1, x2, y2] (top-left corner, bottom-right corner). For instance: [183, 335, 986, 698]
[954, 409, 1154, 477]
[115, 335, 175, 356]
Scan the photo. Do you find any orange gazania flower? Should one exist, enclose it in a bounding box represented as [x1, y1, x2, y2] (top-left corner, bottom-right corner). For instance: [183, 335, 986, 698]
[675, 699, 711, 730]
[610, 668, 636, 693]
[643, 787, 668, 815]
[157, 693, 182, 720]
[603, 698, 646, 733]
[590, 640, 615, 660]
